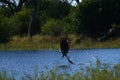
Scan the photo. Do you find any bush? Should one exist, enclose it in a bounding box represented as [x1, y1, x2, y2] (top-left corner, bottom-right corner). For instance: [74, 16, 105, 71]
[0, 17, 11, 43]
[8, 9, 31, 36]
[41, 19, 68, 36]
[0, 8, 31, 43]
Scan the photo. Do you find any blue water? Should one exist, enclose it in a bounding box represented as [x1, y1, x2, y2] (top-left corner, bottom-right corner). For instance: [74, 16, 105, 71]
[0, 49, 120, 79]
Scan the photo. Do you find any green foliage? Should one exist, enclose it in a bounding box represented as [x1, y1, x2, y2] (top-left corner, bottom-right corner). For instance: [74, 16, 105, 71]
[1, 0, 120, 42]
[41, 19, 68, 36]
[76, 0, 105, 37]
[75, 0, 120, 37]
[8, 9, 31, 35]
[63, 6, 78, 34]
[36, 0, 71, 26]
[0, 16, 11, 43]
[0, 6, 14, 42]
[37, 0, 70, 19]
[0, 5, 13, 17]
[46, 1, 70, 19]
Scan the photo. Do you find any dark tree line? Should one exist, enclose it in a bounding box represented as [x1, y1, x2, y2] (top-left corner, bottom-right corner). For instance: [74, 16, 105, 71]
[0, 0, 120, 42]
[76, 0, 120, 38]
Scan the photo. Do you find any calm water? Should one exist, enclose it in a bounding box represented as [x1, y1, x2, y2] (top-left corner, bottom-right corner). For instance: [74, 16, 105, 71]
[0, 49, 120, 79]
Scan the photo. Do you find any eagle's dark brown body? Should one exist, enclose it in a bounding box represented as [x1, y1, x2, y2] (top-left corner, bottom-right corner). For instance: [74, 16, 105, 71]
[60, 38, 70, 57]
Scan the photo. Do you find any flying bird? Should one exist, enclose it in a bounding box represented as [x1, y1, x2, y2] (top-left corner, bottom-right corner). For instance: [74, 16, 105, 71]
[60, 37, 75, 64]
[60, 37, 70, 57]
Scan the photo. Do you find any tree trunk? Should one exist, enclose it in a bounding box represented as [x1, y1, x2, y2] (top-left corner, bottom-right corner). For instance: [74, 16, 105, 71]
[0, 0, 26, 13]
[28, 0, 37, 38]
[76, 0, 80, 4]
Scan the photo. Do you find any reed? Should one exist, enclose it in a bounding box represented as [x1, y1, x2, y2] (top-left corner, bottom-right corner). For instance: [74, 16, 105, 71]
[0, 34, 120, 50]
[0, 63, 119, 80]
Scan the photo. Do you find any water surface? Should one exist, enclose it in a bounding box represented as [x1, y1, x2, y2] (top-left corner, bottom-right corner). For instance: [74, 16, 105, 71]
[0, 49, 120, 79]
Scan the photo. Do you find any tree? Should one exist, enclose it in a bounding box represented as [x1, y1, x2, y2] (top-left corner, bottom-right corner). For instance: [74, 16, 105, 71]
[75, 0, 80, 4]
[0, 0, 26, 14]
[75, 0, 120, 37]
[76, 0, 103, 37]
[0, 0, 37, 38]
[0, 16, 11, 42]
[28, 0, 37, 38]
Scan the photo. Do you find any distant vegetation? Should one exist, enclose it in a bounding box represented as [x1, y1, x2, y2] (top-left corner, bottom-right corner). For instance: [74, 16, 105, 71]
[0, 0, 120, 44]
[1, 35, 120, 50]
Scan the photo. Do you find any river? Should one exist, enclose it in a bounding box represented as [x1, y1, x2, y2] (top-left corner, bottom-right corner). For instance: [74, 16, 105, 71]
[0, 48, 120, 79]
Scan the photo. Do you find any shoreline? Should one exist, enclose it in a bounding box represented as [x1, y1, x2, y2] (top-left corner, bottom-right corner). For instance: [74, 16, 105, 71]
[0, 35, 120, 50]
[0, 46, 120, 51]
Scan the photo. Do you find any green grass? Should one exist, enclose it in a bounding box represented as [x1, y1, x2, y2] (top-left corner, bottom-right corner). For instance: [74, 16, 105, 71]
[0, 34, 120, 50]
[0, 63, 120, 80]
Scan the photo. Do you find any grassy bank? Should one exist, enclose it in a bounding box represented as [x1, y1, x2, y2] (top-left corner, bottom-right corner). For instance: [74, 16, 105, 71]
[0, 35, 120, 50]
[0, 63, 120, 80]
